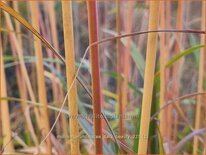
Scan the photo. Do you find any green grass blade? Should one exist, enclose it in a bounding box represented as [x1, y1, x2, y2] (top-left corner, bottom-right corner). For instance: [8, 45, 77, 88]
[155, 44, 204, 76]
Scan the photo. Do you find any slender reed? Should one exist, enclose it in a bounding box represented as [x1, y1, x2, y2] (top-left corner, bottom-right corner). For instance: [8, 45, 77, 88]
[172, 0, 184, 142]
[159, 0, 166, 139]
[13, 1, 29, 136]
[0, 33, 14, 153]
[116, 0, 124, 142]
[47, 0, 69, 147]
[193, 2, 205, 153]
[87, 0, 103, 153]
[62, 1, 79, 154]
[137, 1, 160, 154]
[204, 0, 206, 152]
[39, 9, 57, 103]
[29, 1, 52, 153]
[165, 0, 172, 141]
[121, 0, 134, 141]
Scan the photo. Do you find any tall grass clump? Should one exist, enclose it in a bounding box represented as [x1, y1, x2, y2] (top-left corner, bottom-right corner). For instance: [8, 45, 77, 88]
[3, 9, 40, 147]
[1, 0, 206, 154]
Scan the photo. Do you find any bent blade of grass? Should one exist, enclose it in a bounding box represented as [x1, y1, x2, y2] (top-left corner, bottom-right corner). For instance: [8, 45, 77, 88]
[0, 1, 64, 63]
[155, 44, 205, 77]
[121, 39, 145, 79]
[102, 29, 145, 79]
[4, 10, 42, 131]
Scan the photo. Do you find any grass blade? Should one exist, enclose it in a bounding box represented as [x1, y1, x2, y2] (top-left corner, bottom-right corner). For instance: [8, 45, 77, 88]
[62, 0, 79, 153]
[137, 1, 160, 154]
[87, 0, 103, 153]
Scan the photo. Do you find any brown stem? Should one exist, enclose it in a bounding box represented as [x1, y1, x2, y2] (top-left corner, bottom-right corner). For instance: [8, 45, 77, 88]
[86, 0, 103, 153]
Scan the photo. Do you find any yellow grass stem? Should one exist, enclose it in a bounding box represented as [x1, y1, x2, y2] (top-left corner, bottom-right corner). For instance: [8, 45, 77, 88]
[137, 1, 160, 154]
[0, 33, 14, 153]
[61, 1, 79, 154]
[29, 1, 52, 153]
[193, 1, 205, 153]
[159, 1, 166, 139]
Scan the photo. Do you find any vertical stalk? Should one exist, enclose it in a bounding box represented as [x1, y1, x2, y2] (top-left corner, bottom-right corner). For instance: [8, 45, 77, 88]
[204, 0, 206, 152]
[0, 33, 14, 153]
[39, 7, 57, 104]
[13, 1, 29, 136]
[29, 1, 52, 153]
[172, 0, 184, 142]
[41, 2, 58, 105]
[48, 1, 69, 147]
[165, 0, 172, 141]
[193, 2, 205, 153]
[204, 0, 206, 151]
[61, 1, 79, 154]
[87, 0, 103, 153]
[137, 1, 160, 154]
[121, 0, 134, 141]
[116, 0, 124, 142]
[0, 12, 1, 139]
[159, 0, 166, 139]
